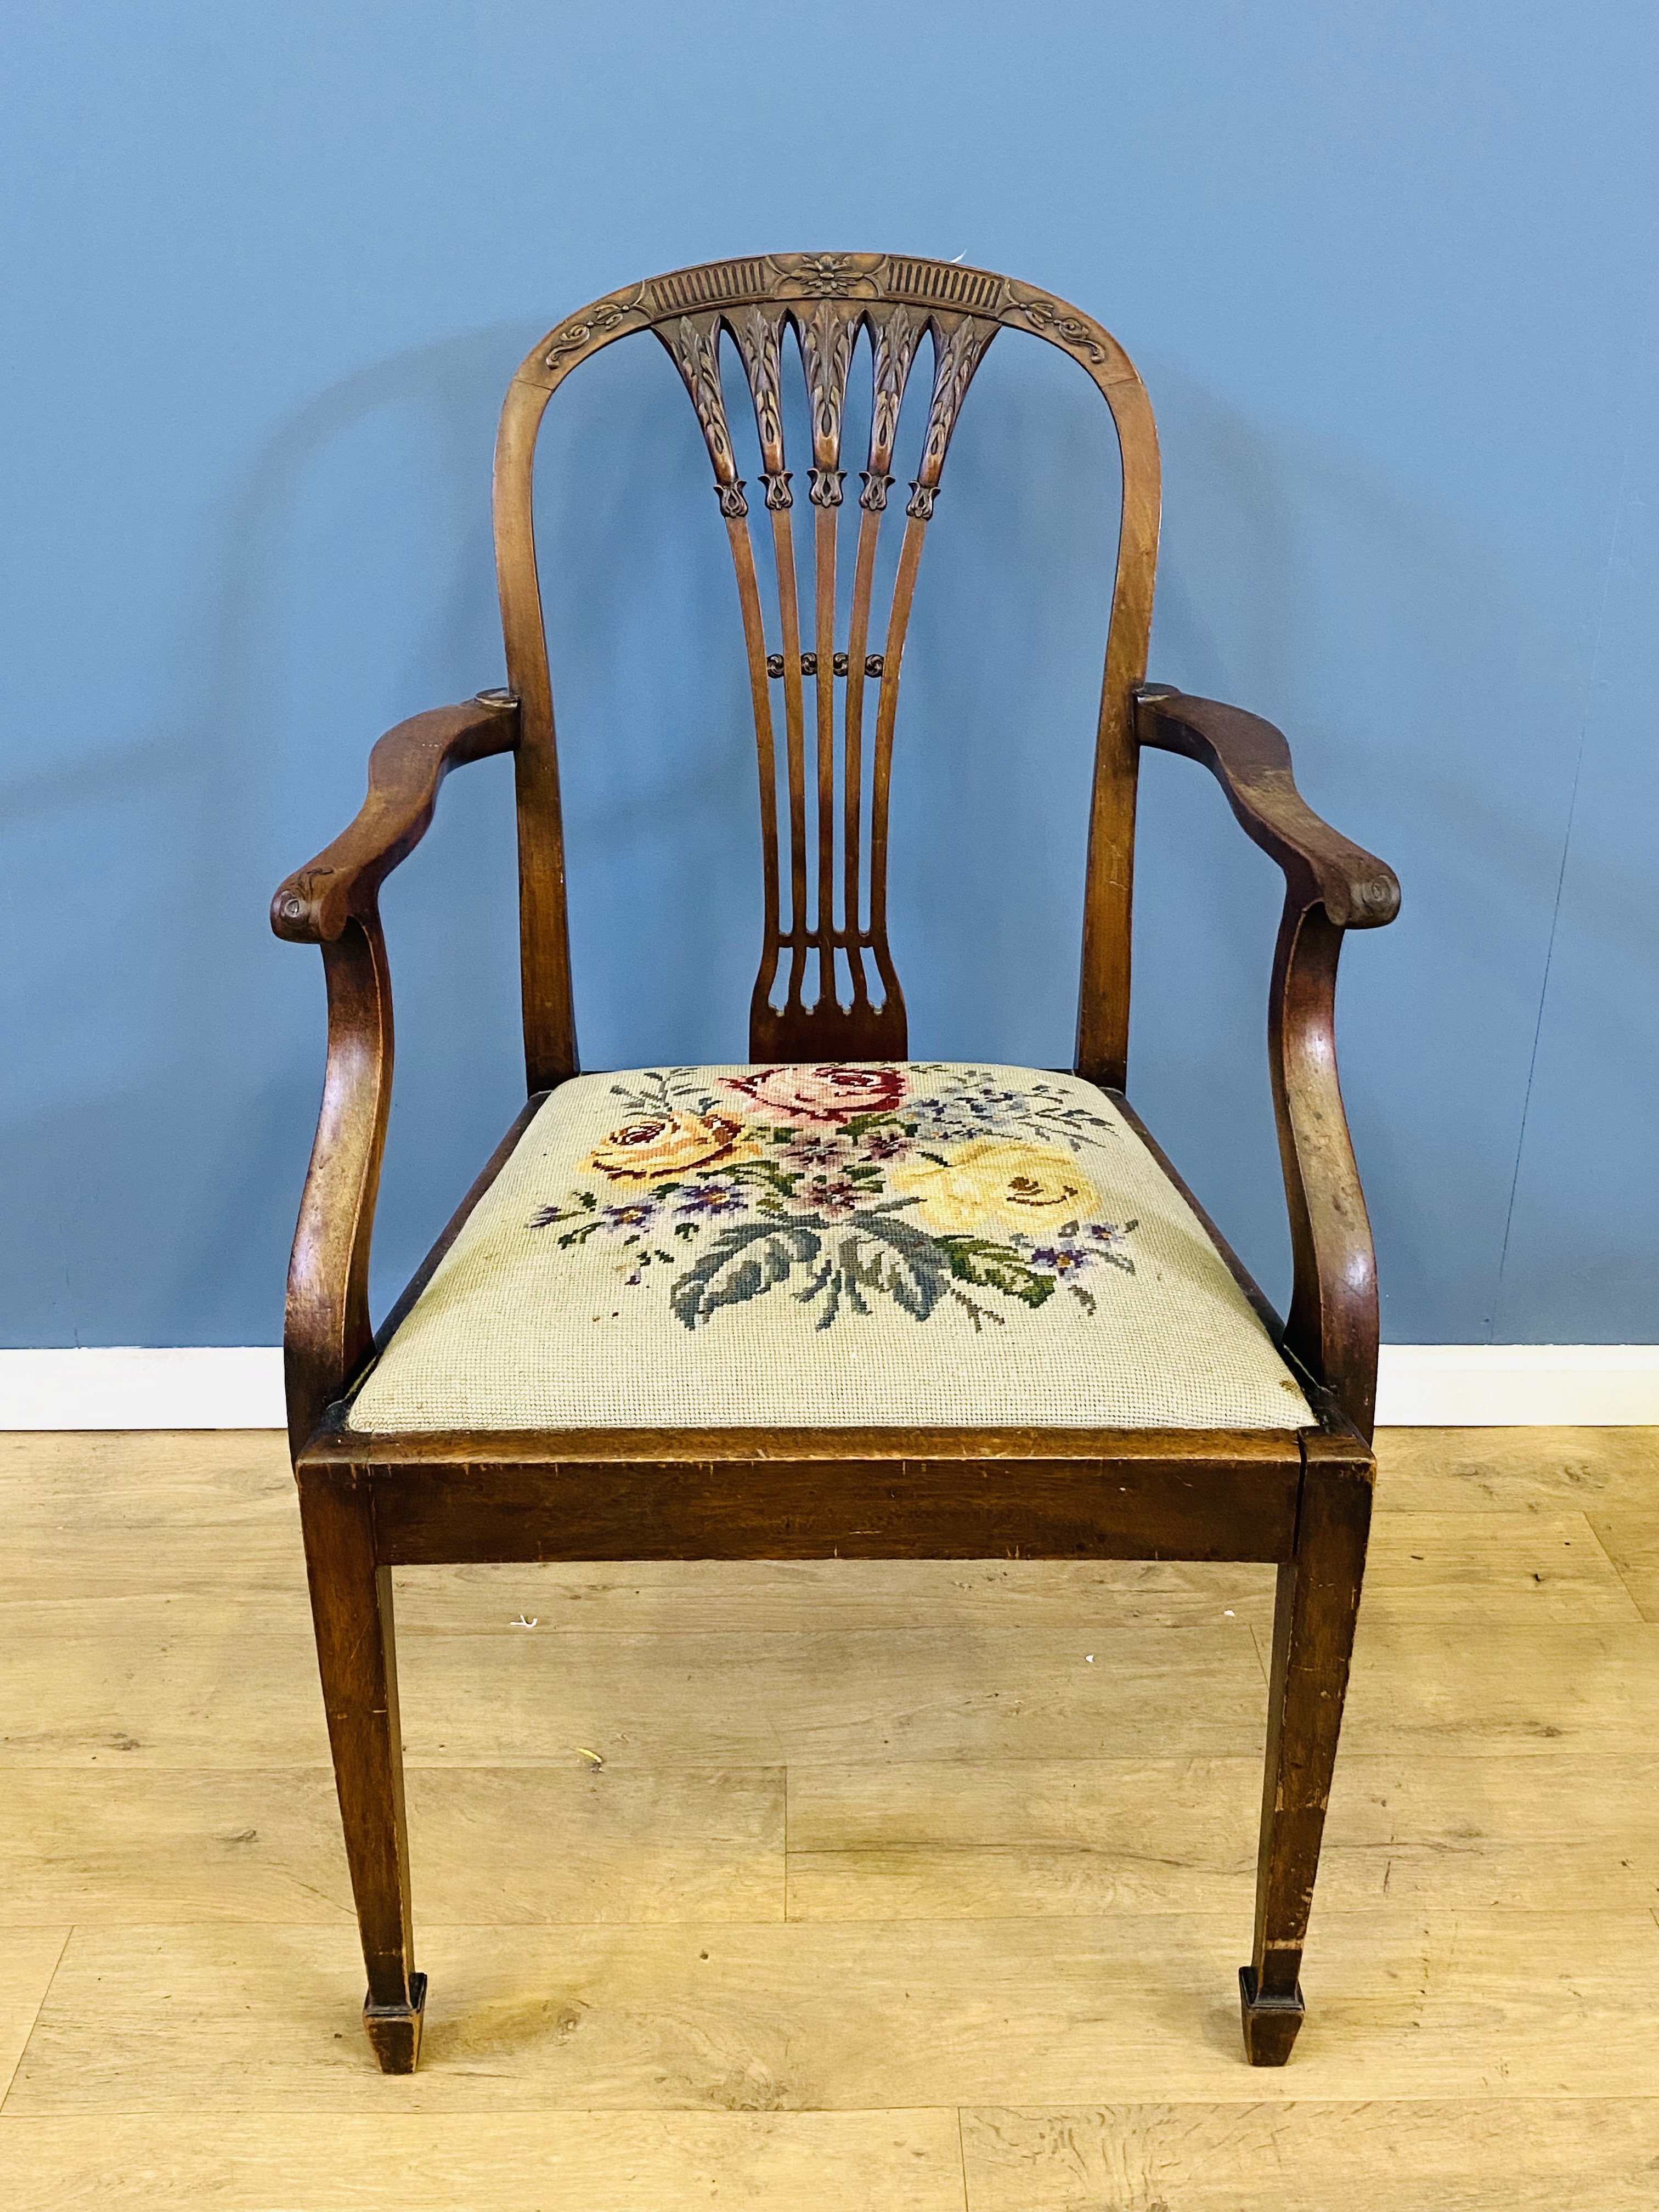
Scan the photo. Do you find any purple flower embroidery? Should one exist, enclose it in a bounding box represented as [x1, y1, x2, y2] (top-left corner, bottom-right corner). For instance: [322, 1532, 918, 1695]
[799, 1171, 864, 1220]
[1024, 1242, 1093, 1277]
[599, 1198, 662, 1235]
[777, 1130, 856, 1172]
[1014, 1218, 1137, 1282]
[672, 1180, 748, 1219]
[860, 1127, 912, 1162]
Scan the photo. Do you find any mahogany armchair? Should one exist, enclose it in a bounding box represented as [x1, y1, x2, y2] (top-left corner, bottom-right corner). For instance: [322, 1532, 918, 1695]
[272, 253, 1400, 2074]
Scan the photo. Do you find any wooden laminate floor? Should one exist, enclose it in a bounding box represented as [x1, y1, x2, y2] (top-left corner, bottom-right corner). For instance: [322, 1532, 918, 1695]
[2, 1426, 1656, 2208]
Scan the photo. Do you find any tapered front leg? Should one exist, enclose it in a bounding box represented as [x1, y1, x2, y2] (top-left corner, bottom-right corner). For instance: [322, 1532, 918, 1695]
[1242, 1436, 1373, 2064]
[299, 1464, 425, 2073]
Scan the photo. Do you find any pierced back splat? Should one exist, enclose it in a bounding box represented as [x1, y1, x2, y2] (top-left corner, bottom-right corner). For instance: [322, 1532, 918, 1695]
[496, 255, 1160, 1086]
[670, 297, 983, 1061]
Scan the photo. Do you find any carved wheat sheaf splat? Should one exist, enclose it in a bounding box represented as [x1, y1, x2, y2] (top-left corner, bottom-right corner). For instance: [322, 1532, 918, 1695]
[654, 295, 996, 1059]
[501, 254, 1161, 1087]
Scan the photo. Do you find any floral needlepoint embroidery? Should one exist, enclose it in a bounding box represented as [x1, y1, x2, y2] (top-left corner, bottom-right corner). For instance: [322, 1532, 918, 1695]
[527, 1064, 1138, 1334]
[584, 1108, 756, 1183]
[721, 1063, 906, 1122]
[888, 1139, 1098, 1233]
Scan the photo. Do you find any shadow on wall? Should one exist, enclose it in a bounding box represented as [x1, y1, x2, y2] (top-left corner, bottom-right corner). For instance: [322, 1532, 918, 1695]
[2, 327, 529, 1345]
[1132, 359, 1628, 1338]
[3, 319, 1633, 1346]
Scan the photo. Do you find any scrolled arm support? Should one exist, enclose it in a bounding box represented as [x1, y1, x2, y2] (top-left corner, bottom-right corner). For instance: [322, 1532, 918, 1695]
[1268, 899, 1381, 1435]
[283, 916, 392, 1456]
[1136, 688, 1399, 930]
[271, 692, 520, 943]
[272, 692, 518, 1454]
[1136, 686, 1399, 1438]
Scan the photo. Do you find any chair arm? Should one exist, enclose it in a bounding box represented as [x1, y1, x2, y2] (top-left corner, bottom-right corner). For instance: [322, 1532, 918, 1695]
[1136, 687, 1399, 928]
[270, 689, 517, 1456]
[1133, 684, 1398, 1440]
[270, 691, 520, 944]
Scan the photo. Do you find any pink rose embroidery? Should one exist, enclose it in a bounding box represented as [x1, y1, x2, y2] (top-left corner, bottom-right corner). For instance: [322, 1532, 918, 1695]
[721, 1063, 907, 1124]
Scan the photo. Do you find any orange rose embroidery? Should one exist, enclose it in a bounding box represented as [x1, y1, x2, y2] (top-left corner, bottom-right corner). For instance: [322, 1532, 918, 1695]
[585, 1109, 757, 1185]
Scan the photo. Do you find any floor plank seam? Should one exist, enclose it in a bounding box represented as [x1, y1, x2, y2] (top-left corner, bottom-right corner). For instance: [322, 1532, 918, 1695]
[0, 1926, 72, 2115]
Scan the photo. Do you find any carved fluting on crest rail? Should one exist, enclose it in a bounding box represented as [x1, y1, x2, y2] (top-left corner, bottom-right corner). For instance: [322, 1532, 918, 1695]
[798, 303, 857, 489]
[730, 307, 788, 476]
[861, 305, 923, 512]
[657, 314, 744, 512]
[906, 314, 998, 520]
[527, 258, 1130, 401]
[868, 307, 922, 468]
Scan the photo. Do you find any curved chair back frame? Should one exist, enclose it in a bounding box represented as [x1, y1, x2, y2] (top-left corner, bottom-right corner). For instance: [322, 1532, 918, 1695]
[493, 252, 1161, 1090]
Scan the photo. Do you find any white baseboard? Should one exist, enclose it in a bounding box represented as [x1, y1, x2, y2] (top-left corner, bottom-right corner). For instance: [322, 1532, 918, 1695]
[1375, 1344, 1659, 1426]
[0, 1347, 288, 1431]
[1, 1343, 1656, 1431]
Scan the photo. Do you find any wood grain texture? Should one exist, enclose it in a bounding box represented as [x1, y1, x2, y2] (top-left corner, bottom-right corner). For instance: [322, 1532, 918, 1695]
[360, 1444, 1304, 1568]
[787, 1748, 1659, 1921]
[0, 1611, 1265, 1769]
[786, 1757, 1262, 1921]
[298, 1467, 419, 2021]
[1374, 1425, 1659, 1514]
[961, 2100, 1659, 2212]
[281, 913, 393, 1455]
[4, 1427, 1659, 2203]
[0, 1767, 783, 1927]
[0, 2111, 969, 2211]
[13, 1909, 1659, 2111]
[0, 1932, 71, 2106]
[16, 1599, 1657, 1771]
[493, 375, 578, 1091]
[1269, 904, 1381, 1437]
[1583, 1514, 1659, 1621]
[387, 1555, 1282, 1637]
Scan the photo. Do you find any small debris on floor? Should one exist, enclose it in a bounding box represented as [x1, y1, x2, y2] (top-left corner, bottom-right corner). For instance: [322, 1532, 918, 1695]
[578, 1746, 605, 1768]
[510, 1615, 538, 1628]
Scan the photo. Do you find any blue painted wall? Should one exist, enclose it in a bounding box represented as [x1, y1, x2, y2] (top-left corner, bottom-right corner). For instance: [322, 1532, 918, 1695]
[3, 1, 1655, 1348]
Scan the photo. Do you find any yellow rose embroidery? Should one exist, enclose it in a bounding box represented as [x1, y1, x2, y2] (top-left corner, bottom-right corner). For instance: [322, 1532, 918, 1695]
[888, 1138, 1099, 1234]
[585, 1109, 757, 1186]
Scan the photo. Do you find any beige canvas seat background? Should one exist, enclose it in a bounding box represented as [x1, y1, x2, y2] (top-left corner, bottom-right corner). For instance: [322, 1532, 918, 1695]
[351, 1063, 1313, 1435]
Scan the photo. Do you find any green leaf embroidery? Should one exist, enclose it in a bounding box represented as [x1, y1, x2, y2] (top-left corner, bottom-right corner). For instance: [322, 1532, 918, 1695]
[844, 1211, 954, 1321]
[670, 1220, 822, 1329]
[936, 1235, 1058, 1309]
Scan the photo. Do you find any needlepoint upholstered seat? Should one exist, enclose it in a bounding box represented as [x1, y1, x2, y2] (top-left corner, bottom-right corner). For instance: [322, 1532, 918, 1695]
[349, 1063, 1313, 1435]
[272, 251, 1400, 2076]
